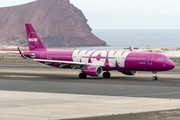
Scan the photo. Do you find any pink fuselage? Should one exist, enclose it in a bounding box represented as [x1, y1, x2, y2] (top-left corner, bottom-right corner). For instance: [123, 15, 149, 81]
[23, 50, 175, 72]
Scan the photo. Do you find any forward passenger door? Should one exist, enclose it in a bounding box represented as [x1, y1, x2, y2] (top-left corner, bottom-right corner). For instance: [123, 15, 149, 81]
[147, 54, 154, 65]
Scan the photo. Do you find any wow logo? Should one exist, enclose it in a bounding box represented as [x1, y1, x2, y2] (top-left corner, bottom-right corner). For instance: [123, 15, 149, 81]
[28, 32, 38, 48]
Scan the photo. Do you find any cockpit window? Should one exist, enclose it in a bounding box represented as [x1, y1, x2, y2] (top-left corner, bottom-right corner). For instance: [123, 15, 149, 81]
[158, 57, 170, 60]
[164, 58, 170, 60]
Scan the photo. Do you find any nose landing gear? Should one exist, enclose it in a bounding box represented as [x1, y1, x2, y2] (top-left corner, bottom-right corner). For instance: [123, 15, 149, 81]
[103, 71, 111, 78]
[152, 71, 158, 80]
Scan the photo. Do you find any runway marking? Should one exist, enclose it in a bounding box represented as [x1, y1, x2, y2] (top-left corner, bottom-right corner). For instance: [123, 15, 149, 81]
[0, 75, 42, 78]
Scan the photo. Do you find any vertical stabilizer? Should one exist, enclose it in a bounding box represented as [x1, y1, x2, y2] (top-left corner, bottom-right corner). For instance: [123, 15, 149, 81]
[25, 23, 47, 51]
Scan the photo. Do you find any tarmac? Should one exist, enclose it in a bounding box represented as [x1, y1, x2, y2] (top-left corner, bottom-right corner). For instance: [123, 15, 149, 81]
[0, 65, 180, 120]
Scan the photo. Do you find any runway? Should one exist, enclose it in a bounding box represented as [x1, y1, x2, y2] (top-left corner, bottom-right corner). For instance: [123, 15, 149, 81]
[0, 65, 180, 119]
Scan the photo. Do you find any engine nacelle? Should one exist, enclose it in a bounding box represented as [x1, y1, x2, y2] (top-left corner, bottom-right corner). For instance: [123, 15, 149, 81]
[119, 71, 138, 75]
[82, 66, 103, 76]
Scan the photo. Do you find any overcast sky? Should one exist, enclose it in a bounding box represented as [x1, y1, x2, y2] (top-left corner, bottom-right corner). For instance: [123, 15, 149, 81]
[0, 0, 180, 29]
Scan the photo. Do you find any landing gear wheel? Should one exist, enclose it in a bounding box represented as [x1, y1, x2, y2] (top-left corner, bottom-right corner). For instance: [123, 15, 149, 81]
[103, 72, 111, 78]
[79, 73, 87, 79]
[152, 71, 158, 81]
[153, 76, 158, 81]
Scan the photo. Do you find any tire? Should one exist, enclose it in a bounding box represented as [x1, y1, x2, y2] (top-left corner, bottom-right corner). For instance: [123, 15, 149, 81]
[79, 73, 87, 79]
[83, 73, 87, 78]
[103, 72, 107, 78]
[107, 72, 111, 78]
[79, 73, 83, 79]
[153, 76, 158, 81]
[103, 72, 111, 78]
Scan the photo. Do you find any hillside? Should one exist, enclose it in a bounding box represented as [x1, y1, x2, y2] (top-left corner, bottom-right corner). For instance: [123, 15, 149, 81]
[0, 0, 106, 47]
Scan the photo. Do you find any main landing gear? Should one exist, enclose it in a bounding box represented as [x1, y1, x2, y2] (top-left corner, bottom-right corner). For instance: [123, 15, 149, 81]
[79, 72, 87, 79]
[103, 71, 111, 78]
[152, 71, 158, 81]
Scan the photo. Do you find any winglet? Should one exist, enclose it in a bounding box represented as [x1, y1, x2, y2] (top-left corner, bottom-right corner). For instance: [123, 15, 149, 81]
[17, 47, 25, 58]
[129, 46, 132, 52]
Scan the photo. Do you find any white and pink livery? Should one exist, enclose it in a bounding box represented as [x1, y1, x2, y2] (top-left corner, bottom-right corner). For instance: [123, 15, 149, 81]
[18, 24, 175, 80]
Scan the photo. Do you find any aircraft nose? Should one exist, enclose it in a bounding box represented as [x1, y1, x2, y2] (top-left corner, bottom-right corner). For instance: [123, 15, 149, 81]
[164, 61, 175, 70]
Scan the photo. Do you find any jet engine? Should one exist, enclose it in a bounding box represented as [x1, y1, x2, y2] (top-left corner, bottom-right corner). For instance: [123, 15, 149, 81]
[119, 71, 138, 75]
[82, 66, 103, 76]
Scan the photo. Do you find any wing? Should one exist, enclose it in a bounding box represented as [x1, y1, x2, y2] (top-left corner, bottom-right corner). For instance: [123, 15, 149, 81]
[33, 59, 105, 67]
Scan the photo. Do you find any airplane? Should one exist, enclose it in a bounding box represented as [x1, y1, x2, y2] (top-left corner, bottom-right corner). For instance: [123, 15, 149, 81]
[17, 23, 175, 80]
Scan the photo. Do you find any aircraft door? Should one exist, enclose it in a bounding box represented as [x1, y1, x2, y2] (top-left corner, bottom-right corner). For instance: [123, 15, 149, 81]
[147, 54, 154, 65]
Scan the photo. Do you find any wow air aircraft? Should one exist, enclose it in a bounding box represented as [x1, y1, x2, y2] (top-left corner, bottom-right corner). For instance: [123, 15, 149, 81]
[18, 23, 175, 80]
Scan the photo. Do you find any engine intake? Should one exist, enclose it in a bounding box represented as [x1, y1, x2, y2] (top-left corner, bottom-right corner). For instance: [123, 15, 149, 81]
[82, 66, 103, 76]
[119, 71, 138, 75]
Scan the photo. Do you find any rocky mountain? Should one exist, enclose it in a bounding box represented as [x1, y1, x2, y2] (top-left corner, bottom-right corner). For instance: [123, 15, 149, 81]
[0, 0, 106, 47]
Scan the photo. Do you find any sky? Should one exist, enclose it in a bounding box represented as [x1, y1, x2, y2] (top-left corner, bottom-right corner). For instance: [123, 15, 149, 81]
[0, 0, 180, 29]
